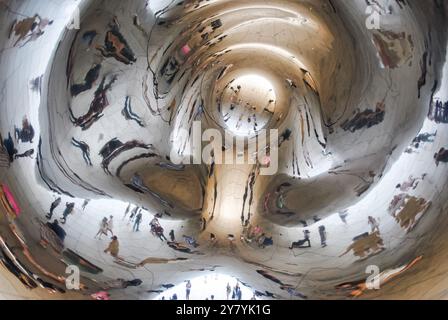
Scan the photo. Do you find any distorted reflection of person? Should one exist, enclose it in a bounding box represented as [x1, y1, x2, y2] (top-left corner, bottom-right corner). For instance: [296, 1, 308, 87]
[14, 118, 35, 143]
[99, 278, 142, 291]
[185, 280, 192, 300]
[14, 148, 34, 159]
[434, 147, 448, 166]
[289, 230, 311, 249]
[104, 236, 120, 258]
[47, 219, 66, 243]
[368, 216, 380, 233]
[318, 225, 327, 248]
[183, 235, 199, 248]
[95, 217, 109, 240]
[71, 138, 92, 166]
[106, 215, 114, 236]
[150, 217, 167, 241]
[61, 202, 75, 224]
[133, 210, 143, 232]
[46, 197, 61, 220]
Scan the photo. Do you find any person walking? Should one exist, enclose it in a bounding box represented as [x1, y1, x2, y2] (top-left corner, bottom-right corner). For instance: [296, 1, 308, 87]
[186, 280, 192, 300]
[133, 211, 143, 232]
[155, 226, 168, 242]
[106, 215, 114, 236]
[46, 197, 61, 220]
[226, 283, 231, 300]
[61, 202, 75, 224]
[95, 217, 109, 239]
[150, 216, 160, 228]
[104, 236, 119, 258]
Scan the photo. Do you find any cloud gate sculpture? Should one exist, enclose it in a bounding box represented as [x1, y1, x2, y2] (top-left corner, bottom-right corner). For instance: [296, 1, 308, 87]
[0, 0, 447, 301]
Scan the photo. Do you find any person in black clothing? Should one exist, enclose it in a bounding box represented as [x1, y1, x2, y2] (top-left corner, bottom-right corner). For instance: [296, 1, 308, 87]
[14, 118, 35, 143]
[444, 102, 448, 123]
[47, 219, 66, 242]
[278, 129, 292, 147]
[289, 230, 311, 249]
[3, 132, 18, 162]
[61, 202, 75, 224]
[14, 148, 34, 159]
[46, 197, 62, 219]
[413, 132, 437, 145]
[71, 138, 92, 166]
[70, 64, 102, 97]
[435, 148, 448, 166]
[169, 229, 175, 241]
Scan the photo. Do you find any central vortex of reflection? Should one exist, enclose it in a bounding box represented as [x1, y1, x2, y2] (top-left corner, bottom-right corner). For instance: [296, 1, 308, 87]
[220, 74, 276, 137]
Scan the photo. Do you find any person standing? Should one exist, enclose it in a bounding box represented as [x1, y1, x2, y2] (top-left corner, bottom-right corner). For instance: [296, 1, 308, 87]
[123, 203, 131, 220]
[61, 202, 75, 224]
[128, 206, 138, 224]
[133, 211, 143, 232]
[104, 236, 119, 258]
[82, 199, 90, 211]
[368, 216, 380, 233]
[201, 217, 207, 231]
[318, 225, 327, 248]
[233, 283, 242, 300]
[186, 280, 192, 300]
[169, 229, 175, 241]
[46, 197, 61, 220]
[226, 283, 231, 300]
